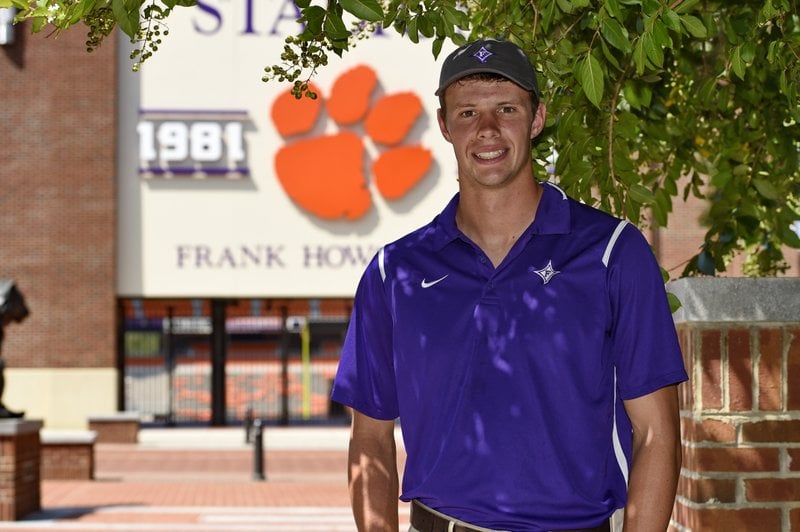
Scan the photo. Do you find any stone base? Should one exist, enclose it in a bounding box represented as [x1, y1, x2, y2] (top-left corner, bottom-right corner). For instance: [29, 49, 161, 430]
[88, 412, 139, 444]
[0, 419, 43, 521]
[40, 430, 96, 480]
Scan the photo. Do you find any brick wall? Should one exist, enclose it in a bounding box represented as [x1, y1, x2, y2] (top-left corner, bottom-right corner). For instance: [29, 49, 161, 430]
[0, 22, 117, 369]
[669, 278, 800, 532]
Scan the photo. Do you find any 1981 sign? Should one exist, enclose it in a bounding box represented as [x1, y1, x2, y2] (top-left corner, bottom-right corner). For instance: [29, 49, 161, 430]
[138, 110, 250, 178]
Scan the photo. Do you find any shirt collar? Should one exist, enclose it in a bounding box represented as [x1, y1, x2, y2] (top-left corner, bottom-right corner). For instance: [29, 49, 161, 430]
[430, 181, 572, 251]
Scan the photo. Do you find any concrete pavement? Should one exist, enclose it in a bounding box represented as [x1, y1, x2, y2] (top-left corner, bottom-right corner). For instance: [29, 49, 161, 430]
[1, 426, 409, 531]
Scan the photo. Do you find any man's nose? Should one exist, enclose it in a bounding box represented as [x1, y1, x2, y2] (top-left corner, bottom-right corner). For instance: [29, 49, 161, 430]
[477, 112, 500, 137]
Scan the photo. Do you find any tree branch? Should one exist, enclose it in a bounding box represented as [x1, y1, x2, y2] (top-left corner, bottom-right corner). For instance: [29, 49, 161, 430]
[529, 0, 539, 42]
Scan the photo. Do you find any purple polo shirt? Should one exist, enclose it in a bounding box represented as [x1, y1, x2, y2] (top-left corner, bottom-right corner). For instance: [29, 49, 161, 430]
[331, 182, 687, 531]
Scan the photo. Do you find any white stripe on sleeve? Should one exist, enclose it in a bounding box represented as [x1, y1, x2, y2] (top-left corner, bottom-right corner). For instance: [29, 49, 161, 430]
[602, 220, 629, 267]
[378, 246, 386, 282]
[612, 367, 630, 486]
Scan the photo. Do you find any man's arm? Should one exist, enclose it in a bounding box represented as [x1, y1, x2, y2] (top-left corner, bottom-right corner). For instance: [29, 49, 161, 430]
[622, 384, 682, 532]
[348, 409, 399, 532]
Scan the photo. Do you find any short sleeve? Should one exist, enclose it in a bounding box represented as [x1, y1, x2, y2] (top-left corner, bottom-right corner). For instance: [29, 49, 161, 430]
[330, 251, 400, 420]
[607, 225, 688, 400]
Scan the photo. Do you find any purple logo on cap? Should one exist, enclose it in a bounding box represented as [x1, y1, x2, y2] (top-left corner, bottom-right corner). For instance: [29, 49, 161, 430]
[473, 46, 493, 63]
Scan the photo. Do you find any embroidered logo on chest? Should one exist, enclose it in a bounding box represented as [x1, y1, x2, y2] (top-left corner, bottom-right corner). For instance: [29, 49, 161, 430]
[531, 260, 560, 285]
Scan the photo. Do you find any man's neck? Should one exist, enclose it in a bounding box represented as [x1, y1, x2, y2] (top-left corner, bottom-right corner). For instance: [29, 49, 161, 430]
[455, 179, 544, 268]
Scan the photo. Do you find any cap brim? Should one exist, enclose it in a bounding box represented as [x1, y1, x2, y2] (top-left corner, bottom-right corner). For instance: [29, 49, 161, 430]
[435, 68, 538, 96]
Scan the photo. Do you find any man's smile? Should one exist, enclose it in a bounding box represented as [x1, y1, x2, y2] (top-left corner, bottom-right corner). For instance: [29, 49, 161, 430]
[474, 148, 507, 160]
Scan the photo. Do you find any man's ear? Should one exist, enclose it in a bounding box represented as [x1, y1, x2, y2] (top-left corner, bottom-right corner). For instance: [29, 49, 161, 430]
[530, 103, 547, 140]
[437, 108, 452, 143]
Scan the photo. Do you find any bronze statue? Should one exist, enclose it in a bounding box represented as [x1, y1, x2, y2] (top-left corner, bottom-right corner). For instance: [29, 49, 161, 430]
[0, 281, 29, 419]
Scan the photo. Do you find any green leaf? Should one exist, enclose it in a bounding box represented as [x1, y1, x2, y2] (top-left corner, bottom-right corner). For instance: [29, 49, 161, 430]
[556, 0, 573, 14]
[653, 188, 672, 226]
[417, 12, 435, 38]
[767, 40, 782, 63]
[633, 36, 648, 74]
[629, 183, 655, 204]
[642, 32, 663, 67]
[780, 224, 800, 248]
[294, 0, 310, 8]
[641, 0, 659, 16]
[432, 36, 444, 58]
[623, 81, 641, 109]
[735, 202, 760, 221]
[651, 199, 667, 227]
[605, 0, 623, 19]
[667, 292, 682, 314]
[664, 175, 677, 196]
[730, 45, 745, 79]
[442, 5, 468, 28]
[111, 0, 139, 39]
[339, 0, 383, 22]
[601, 17, 631, 53]
[673, 0, 700, 14]
[578, 53, 604, 107]
[303, 6, 326, 35]
[752, 177, 780, 200]
[680, 14, 707, 38]
[740, 42, 756, 64]
[652, 19, 671, 49]
[661, 9, 681, 32]
[31, 14, 46, 31]
[660, 265, 670, 283]
[600, 39, 622, 71]
[760, 0, 777, 22]
[324, 11, 350, 42]
[407, 15, 419, 43]
[383, 3, 399, 26]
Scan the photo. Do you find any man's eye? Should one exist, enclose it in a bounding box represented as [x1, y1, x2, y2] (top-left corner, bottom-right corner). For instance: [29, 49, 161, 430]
[460, 110, 476, 118]
[499, 106, 516, 113]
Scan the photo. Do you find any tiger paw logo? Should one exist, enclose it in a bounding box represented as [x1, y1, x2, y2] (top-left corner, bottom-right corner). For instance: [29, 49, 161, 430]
[270, 65, 433, 221]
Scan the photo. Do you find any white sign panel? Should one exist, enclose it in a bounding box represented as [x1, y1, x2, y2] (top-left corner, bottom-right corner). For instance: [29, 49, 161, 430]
[116, 0, 458, 298]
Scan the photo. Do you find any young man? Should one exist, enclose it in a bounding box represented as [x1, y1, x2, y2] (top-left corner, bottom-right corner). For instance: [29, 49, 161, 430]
[332, 38, 688, 532]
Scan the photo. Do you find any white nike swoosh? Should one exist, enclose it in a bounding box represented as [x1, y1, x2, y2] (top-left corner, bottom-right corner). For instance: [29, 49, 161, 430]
[421, 275, 448, 288]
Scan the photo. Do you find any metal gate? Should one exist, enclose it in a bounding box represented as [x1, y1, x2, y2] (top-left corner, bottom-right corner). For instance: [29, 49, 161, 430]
[119, 298, 350, 425]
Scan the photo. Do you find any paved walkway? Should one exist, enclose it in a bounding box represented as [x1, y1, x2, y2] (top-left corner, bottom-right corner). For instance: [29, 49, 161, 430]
[1, 426, 409, 531]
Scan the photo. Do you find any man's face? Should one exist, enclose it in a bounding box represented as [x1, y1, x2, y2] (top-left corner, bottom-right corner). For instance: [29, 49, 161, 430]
[437, 78, 545, 191]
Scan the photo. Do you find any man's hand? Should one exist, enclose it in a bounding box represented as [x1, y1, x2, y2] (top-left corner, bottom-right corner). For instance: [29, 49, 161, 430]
[623, 384, 682, 532]
[348, 410, 399, 531]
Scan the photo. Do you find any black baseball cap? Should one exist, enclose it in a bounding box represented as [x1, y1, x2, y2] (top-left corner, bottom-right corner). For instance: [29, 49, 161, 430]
[436, 38, 540, 98]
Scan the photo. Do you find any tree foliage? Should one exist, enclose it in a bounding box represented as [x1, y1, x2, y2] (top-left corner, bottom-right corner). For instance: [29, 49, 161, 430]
[4, 0, 800, 276]
[267, 0, 800, 277]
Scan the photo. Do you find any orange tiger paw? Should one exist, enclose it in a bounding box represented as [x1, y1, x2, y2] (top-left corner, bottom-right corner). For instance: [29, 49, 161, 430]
[271, 65, 433, 221]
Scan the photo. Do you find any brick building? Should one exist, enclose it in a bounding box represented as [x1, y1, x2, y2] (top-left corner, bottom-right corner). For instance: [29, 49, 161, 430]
[1, 23, 117, 427]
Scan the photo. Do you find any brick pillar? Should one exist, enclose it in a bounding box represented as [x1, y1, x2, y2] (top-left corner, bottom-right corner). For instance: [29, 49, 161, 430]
[0, 419, 43, 520]
[668, 278, 800, 531]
